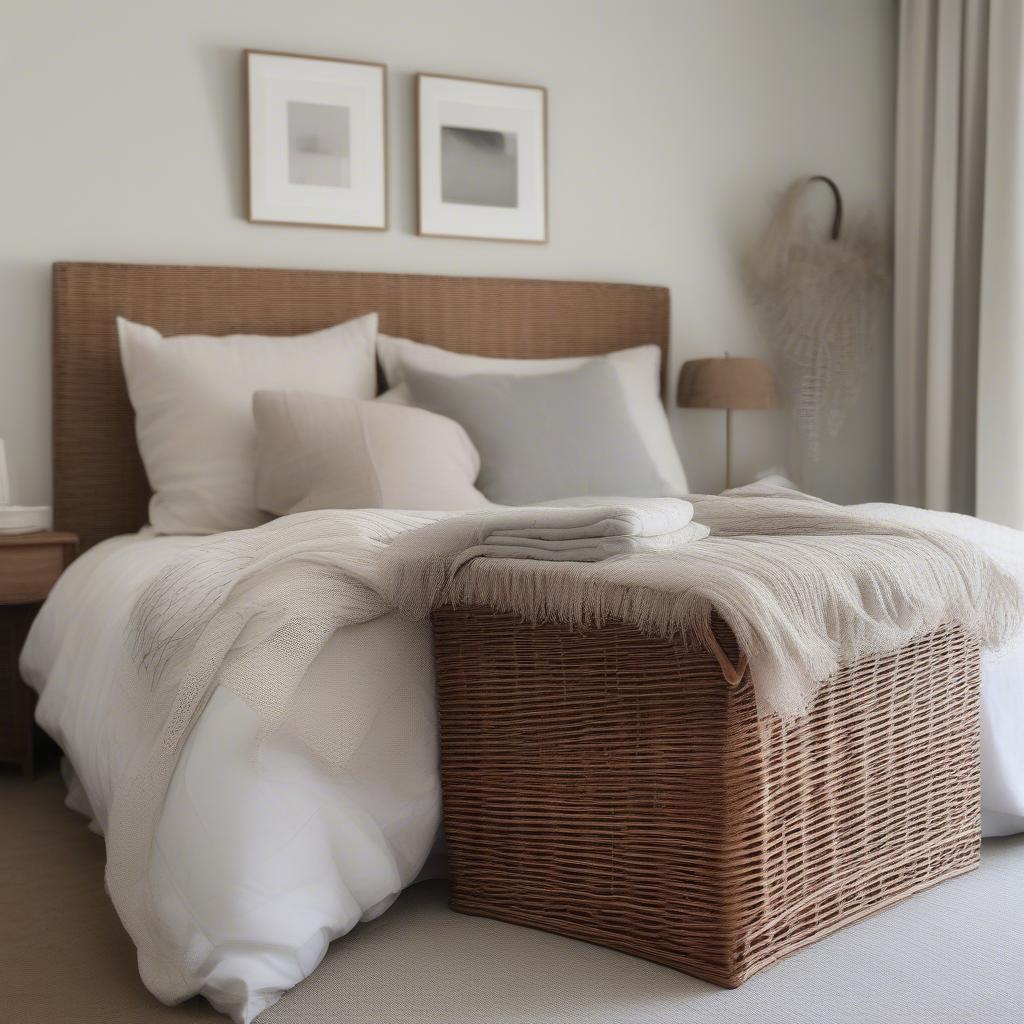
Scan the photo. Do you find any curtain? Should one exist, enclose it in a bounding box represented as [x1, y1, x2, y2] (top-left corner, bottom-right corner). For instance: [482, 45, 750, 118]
[894, 0, 1024, 526]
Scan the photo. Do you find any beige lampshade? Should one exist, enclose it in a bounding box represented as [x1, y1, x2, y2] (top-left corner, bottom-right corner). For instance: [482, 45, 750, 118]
[676, 357, 779, 410]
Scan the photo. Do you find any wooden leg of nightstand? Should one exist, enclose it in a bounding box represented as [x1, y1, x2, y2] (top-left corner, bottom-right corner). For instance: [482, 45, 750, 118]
[2, 604, 41, 776]
[17, 682, 56, 779]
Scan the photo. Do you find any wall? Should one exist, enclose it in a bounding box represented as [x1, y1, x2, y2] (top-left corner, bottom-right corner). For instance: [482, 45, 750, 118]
[0, 0, 896, 508]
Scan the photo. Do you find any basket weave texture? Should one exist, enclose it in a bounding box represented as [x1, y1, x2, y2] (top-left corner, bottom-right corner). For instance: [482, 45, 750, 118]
[430, 608, 982, 987]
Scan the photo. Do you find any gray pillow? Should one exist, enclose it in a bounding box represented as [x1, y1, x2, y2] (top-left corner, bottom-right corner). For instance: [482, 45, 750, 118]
[402, 359, 673, 505]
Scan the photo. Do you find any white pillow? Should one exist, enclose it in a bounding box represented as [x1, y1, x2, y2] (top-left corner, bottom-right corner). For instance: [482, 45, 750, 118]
[254, 390, 491, 513]
[376, 334, 688, 493]
[118, 314, 378, 535]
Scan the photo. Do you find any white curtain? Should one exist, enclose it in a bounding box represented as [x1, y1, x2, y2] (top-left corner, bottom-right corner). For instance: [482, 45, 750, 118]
[895, 0, 1024, 526]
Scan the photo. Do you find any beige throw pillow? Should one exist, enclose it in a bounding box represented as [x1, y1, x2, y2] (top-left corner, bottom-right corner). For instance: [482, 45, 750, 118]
[253, 390, 491, 514]
[117, 314, 379, 535]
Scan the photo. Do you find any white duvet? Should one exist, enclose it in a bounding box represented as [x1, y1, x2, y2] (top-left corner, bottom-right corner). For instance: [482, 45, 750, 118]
[20, 530, 443, 1022]
[854, 503, 1024, 838]
[19, 504, 1024, 1022]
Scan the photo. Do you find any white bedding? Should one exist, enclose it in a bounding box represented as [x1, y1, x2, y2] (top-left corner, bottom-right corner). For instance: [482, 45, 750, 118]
[20, 531, 442, 1022]
[19, 505, 1024, 1022]
[854, 503, 1024, 838]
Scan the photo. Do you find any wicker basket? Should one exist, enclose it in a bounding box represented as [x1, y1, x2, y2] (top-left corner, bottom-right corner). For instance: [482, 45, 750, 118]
[430, 608, 982, 987]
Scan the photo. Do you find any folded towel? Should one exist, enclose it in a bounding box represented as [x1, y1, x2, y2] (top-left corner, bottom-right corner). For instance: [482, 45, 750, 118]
[404, 498, 709, 571]
[479, 506, 707, 564]
[479, 528, 709, 560]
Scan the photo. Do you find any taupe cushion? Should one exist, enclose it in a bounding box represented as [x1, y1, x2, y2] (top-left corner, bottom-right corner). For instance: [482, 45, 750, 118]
[254, 390, 491, 514]
[401, 360, 676, 505]
[117, 314, 379, 535]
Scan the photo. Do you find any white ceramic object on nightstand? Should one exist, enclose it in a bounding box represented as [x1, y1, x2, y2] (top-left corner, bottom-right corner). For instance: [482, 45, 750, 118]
[0, 440, 52, 533]
[0, 506, 53, 534]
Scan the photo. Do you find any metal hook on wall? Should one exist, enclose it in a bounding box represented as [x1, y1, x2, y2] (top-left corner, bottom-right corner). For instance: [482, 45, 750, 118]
[808, 174, 843, 241]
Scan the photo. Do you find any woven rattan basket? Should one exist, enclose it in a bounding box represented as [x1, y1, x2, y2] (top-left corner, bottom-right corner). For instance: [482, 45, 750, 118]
[430, 608, 982, 987]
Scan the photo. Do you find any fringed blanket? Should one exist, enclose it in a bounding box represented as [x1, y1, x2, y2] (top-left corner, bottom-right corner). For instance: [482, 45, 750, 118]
[109, 486, 1021, 1007]
[385, 485, 1023, 717]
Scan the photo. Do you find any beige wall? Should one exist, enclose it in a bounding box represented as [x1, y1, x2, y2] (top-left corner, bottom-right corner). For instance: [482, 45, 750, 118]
[0, 0, 896, 508]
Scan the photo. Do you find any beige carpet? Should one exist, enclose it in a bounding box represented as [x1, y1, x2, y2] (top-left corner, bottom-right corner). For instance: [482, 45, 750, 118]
[3, 769, 1023, 1024]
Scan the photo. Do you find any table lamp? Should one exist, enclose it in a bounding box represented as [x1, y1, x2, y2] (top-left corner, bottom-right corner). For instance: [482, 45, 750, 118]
[676, 357, 779, 489]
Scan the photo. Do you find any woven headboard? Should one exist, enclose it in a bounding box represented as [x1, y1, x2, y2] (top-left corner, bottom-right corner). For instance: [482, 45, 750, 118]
[53, 261, 670, 550]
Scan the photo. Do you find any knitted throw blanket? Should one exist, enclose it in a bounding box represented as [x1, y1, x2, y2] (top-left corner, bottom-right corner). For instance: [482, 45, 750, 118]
[383, 485, 1024, 718]
[109, 487, 1021, 1005]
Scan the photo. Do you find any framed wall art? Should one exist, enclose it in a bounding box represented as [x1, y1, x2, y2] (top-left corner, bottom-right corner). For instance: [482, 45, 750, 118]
[246, 50, 387, 230]
[416, 73, 547, 243]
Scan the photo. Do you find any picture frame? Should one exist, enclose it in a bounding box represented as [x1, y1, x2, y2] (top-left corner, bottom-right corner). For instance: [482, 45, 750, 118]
[416, 73, 548, 243]
[246, 50, 388, 230]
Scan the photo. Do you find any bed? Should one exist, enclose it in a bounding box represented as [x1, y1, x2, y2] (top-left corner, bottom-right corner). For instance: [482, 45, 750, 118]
[20, 261, 1024, 1022]
[24, 261, 673, 1022]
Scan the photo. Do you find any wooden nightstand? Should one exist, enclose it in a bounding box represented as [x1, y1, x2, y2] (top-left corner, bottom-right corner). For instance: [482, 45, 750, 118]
[0, 531, 78, 776]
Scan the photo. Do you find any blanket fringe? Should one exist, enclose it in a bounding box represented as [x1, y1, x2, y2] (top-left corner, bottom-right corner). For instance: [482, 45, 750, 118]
[381, 488, 1024, 719]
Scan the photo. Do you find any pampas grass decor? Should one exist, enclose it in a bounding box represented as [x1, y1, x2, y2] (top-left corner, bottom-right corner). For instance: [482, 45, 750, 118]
[745, 176, 888, 461]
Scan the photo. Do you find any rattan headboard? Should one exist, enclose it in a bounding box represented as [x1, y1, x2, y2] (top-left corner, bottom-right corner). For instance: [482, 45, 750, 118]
[53, 261, 670, 550]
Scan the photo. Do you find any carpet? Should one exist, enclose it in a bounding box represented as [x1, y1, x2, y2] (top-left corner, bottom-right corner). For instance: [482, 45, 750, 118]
[3, 769, 1023, 1023]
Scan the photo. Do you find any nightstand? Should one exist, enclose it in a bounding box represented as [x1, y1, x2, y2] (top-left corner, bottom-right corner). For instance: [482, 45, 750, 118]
[0, 531, 78, 776]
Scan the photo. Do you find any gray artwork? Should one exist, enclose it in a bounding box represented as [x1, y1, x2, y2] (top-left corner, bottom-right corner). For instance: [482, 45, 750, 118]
[288, 101, 351, 187]
[440, 126, 518, 208]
